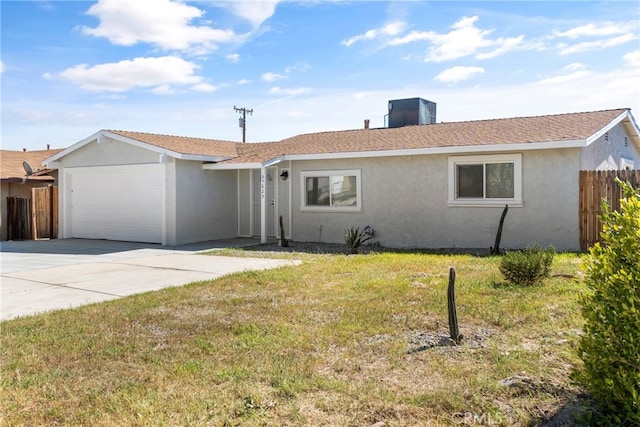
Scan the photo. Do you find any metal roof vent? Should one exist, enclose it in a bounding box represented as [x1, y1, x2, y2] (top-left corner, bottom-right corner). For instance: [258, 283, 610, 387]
[387, 98, 436, 128]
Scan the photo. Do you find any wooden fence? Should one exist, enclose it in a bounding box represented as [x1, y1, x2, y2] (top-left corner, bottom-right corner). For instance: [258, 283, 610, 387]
[6, 197, 32, 240]
[579, 169, 640, 251]
[32, 185, 58, 239]
[5, 185, 58, 241]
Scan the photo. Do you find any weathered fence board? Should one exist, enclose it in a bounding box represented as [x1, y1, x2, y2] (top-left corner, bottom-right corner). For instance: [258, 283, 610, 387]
[579, 169, 640, 251]
[32, 185, 58, 240]
[7, 197, 32, 240]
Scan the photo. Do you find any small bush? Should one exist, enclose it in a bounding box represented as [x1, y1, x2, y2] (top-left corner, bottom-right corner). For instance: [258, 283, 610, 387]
[499, 244, 555, 286]
[575, 179, 640, 424]
[344, 225, 375, 254]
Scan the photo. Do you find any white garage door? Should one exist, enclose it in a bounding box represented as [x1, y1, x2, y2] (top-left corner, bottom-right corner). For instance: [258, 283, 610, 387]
[65, 165, 164, 243]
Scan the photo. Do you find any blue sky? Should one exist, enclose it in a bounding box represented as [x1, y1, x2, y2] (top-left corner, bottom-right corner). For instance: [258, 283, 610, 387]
[2, 0, 639, 151]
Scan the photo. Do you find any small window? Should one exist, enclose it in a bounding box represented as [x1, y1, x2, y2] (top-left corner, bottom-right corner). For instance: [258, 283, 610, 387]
[448, 154, 522, 207]
[301, 170, 361, 211]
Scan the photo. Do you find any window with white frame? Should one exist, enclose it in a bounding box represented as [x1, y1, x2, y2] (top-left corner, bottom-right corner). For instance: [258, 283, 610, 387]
[448, 154, 522, 206]
[301, 170, 361, 211]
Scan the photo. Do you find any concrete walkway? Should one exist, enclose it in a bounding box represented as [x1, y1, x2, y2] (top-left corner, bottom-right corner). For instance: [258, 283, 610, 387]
[1, 238, 299, 321]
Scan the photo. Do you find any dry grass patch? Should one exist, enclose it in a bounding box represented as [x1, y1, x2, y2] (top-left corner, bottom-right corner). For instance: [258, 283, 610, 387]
[1, 251, 585, 426]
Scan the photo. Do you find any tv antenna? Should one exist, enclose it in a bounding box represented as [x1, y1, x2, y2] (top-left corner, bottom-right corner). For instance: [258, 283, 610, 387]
[233, 106, 253, 143]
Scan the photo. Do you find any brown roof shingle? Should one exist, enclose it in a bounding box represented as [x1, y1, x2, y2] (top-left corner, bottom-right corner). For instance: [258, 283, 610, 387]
[1, 149, 63, 181]
[221, 108, 629, 164]
[94, 109, 628, 165]
[107, 130, 240, 157]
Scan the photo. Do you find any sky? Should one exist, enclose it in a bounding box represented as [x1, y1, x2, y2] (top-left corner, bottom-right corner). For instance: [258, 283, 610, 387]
[1, 0, 639, 151]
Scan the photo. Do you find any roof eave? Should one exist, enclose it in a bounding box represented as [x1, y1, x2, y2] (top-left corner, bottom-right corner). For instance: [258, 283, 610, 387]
[283, 139, 588, 161]
[44, 130, 233, 166]
[585, 110, 634, 146]
[203, 162, 263, 170]
[620, 110, 640, 149]
[201, 139, 587, 169]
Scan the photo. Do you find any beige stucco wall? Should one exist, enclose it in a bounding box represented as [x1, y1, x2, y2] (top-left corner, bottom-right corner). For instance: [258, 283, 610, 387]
[580, 122, 640, 169]
[175, 160, 238, 245]
[287, 148, 582, 251]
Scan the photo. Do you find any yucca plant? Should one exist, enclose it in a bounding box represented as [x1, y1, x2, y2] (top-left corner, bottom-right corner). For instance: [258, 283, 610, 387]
[344, 225, 375, 254]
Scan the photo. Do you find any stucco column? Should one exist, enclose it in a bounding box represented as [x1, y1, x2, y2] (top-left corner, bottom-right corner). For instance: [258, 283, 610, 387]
[260, 166, 267, 243]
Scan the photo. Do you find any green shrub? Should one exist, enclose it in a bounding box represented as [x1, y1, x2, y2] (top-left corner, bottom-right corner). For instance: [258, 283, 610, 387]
[499, 244, 555, 286]
[344, 226, 374, 254]
[575, 179, 640, 425]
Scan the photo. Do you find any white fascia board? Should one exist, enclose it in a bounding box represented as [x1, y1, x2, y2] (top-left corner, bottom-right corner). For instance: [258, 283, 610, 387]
[202, 139, 588, 169]
[180, 153, 233, 162]
[283, 139, 588, 162]
[202, 156, 283, 170]
[203, 162, 262, 170]
[585, 111, 630, 146]
[262, 156, 284, 168]
[43, 130, 103, 166]
[621, 111, 640, 149]
[43, 130, 230, 166]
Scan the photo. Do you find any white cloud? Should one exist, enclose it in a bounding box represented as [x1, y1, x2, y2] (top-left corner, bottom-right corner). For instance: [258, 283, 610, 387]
[435, 66, 485, 83]
[342, 21, 407, 47]
[284, 62, 311, 74]
[386, 16, 524, 62]
[151, 84, 176, 95]
[237, 79, 251, 85]
[82, 0, 241, 54]
[564, 62, 588, 72]
[262, 63, 309, 84]
[537, 65, 592, 85]
[558, 33, 636, 55]
[268, 86, 311, 96]
[624, 50, 640, 67]
[220, 1, 281, 28]
[0, 61, 4, 73]
[226, 53, 240, 63]
[552, 21, 637, 55]
[475, 35, 524, 60]
[262, 72, 286, 82]
[52, 56, 202, 92]
[553, 22, 635, 39]
[191, 83, 219, 92]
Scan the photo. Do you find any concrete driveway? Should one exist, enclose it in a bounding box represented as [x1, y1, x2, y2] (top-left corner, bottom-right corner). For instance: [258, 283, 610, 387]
[1, 238, 299, 321]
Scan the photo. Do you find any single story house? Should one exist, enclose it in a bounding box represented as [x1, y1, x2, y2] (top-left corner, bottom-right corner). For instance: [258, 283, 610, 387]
[44, 100, 640, 251]
[1, 148, 62, 240]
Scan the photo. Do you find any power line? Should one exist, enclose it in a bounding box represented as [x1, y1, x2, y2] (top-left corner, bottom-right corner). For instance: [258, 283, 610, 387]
[233, 106, 253, 143]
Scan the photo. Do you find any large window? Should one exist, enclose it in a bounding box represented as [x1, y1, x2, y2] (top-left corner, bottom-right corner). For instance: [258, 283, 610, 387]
[448, 154, 522, 206]
[301, 170, 361, 211]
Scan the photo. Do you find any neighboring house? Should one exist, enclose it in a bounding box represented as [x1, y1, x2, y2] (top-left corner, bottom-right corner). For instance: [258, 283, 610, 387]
[1, 148, 62, 240]
[44, 100, 640, 251]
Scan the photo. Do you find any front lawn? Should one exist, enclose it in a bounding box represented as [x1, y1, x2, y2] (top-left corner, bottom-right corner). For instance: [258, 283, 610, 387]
[1, 250, 586, 426]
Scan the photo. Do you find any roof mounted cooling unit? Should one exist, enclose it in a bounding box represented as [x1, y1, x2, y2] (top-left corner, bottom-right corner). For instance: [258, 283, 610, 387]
[388, 98, 436, 128]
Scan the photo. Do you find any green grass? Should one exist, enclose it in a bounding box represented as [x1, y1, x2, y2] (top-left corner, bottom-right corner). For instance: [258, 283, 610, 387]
[1, 251, 586, 426]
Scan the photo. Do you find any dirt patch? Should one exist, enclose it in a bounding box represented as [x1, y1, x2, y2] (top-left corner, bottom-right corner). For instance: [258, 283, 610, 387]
[407, 327, 492, 353]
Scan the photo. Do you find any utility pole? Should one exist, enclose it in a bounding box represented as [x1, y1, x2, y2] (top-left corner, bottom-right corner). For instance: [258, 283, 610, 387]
[233, 106, 253, 142]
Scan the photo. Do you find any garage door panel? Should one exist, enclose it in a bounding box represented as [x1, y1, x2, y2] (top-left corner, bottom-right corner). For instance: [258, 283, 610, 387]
[66, 165, 164, 243]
